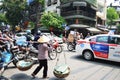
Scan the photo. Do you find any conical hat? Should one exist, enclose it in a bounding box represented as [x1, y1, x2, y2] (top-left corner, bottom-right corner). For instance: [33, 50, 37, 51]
[37, 35, 50, 43]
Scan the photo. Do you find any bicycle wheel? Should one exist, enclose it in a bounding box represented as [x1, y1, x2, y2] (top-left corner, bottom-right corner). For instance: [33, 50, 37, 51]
[48, 49, 57, 60]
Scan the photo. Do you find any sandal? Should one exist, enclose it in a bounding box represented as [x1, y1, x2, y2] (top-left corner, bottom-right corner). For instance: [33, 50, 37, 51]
[31, 73, 36, 79]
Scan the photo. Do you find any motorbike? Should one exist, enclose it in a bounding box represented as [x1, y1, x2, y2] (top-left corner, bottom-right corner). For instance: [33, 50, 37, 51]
[45, 39, 62, 60]
[33, 42, 58, 60]
[0, 41, 34, 78]
[0, 44, 20, 77]
[67, 42, 76, 51]
[52, 40, 63, 53]
[27, 40, 59, 60]
[15, 40, 37, 60]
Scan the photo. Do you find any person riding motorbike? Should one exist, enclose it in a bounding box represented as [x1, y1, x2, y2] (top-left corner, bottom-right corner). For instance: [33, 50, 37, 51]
[0, 30, 14, 50]
[67, 30, 77, 51]
[33, 30, 41, 49]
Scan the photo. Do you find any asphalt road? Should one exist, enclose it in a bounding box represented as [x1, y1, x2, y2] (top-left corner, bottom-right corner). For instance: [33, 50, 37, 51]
[1, 43, 120, 80]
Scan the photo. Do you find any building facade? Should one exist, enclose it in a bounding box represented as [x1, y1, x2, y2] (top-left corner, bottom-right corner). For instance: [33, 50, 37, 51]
[96, 0, 107, 26]
[44, 0, 105, 37]
[45, 0, 98, 27]
[45, 0, 60, 15]
[58, 0, 97, 27]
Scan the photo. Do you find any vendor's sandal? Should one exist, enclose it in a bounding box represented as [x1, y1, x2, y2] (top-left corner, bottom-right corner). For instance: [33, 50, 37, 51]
[42, 76, 49, 79]
[31, 74, 36, 79]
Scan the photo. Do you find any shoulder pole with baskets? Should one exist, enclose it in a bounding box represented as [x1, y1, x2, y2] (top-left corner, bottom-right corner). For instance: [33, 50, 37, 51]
[53, 49, 70, 78]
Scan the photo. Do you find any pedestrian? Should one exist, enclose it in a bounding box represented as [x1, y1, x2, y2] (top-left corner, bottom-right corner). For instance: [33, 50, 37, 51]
[80, 33, 84, 39]
[31, 35, 52, 79]
[76, 32, 81, 40]
[85, 33, 91, 38]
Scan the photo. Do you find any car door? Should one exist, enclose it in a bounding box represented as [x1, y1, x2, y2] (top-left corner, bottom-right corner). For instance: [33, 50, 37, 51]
[108, 36, 120, 61]
[90, 36, 109, 59]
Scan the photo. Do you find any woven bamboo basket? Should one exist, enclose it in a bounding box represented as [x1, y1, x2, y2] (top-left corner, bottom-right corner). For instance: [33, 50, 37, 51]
[17, 59, 33, 71]
[53, 64, 70, 78]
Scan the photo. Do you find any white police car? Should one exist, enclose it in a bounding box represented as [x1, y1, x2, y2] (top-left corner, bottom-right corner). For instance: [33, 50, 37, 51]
[76, 34, 120, 62]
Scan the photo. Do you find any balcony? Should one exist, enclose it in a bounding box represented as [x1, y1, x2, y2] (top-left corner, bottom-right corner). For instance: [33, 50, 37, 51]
[60, 0, 97, 7]
[61, 10, 96, 19]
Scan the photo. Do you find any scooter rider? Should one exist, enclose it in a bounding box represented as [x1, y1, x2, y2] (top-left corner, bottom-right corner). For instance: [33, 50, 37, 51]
[2, 29, 14, 50]
[33, 30, 41, 49]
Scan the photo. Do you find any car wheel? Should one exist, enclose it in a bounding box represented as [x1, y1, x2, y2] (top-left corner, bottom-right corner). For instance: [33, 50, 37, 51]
[83, 51, 93, 60]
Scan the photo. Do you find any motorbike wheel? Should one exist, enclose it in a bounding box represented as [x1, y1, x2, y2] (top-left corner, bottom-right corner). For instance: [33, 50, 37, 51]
[56, 46, 63, 53]
[11, 48, 23, 66]
[67, 43, 74, 51]
[12, 59, 18, 67]
[0, 76, 9, 80]
[48, 49, 57, 60]
[28, 52, 38, 61]
[12, 51, 27, 67]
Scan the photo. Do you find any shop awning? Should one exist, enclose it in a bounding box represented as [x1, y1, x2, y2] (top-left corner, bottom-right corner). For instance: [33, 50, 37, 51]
[86, 27, 102, 33]
[69, 24, 90, 28]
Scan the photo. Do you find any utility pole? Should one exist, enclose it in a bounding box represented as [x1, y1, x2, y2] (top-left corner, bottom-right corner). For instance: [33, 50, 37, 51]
[103, 0, 107, 26]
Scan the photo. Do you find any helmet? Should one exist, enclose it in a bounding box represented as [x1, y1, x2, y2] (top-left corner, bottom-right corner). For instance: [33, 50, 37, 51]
[3, 29, 9, 33]
[26, 30, 31, 34]
[36, 30, 41, 35]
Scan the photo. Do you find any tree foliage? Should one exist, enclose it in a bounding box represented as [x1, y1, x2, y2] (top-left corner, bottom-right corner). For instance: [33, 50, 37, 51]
[0, 0, 27, 31]
[40, 12, 66, 30]
[117, 24, 120, 34]
[0, 13, 7, 25]
[107, 7, 119, 26]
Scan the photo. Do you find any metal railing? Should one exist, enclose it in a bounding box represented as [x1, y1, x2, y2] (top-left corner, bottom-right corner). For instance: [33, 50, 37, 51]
[61, 10, 96, 18]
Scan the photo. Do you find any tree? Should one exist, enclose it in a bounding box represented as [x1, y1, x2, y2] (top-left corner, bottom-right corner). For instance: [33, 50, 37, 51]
[107, 7, 119, 27]
[28, 0, 45, 35]
[40, 12, 66, 31]
[0, 13, 7, 26]
[0, 0, 27, 32]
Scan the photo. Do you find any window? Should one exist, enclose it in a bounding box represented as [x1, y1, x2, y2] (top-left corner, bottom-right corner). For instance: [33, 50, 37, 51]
[47, 0, 51, 6]
[89, 37, 96, 42]
[109, 36, 120, 45]
[96, 36, 108, 43]
[52, 0, 57, 4]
